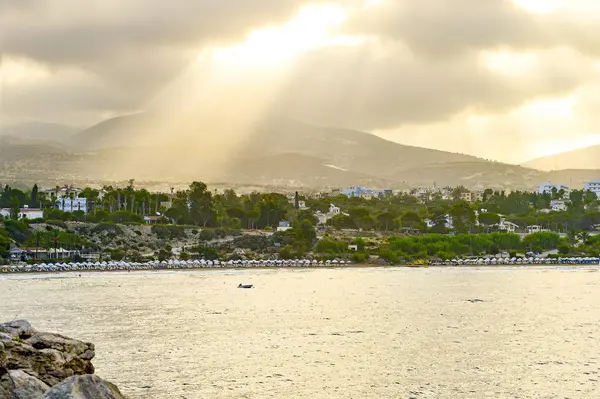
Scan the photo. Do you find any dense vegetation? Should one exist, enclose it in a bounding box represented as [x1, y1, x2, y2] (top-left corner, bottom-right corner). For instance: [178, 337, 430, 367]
[2, 181, 600, 265]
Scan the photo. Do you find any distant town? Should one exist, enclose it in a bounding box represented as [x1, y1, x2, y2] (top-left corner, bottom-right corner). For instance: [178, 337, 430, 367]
[2, 178, 600, 269]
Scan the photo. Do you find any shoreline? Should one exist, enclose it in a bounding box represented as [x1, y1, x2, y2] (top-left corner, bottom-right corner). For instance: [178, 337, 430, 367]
[2, 263, 599, 277]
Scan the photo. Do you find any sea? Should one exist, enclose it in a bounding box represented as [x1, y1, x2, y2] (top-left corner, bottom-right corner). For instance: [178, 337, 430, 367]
[1, 266, 599, 398]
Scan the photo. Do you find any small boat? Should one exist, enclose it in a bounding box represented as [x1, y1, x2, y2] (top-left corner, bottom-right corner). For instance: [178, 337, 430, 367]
[238, 283, 253, 289]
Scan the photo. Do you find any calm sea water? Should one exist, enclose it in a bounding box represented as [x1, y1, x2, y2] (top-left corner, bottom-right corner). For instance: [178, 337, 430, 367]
[1, 267, 599, 398]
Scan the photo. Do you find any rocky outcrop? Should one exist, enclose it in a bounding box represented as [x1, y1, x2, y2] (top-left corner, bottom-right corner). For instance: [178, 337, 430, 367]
[0, 320, 124, 399]
[44, 375, 125, 399]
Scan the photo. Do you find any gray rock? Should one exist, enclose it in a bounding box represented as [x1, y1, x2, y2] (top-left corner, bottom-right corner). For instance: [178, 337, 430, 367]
[43, 375, 126, 399]
[1, 329, 95, 387]
[0, 320, 37, 339]
[0, 369, 51, 399]
[0, 321, 122, 399]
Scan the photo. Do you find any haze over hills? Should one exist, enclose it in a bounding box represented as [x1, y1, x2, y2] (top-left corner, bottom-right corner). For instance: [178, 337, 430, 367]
[0, 122, 79, 144]
[523, 145, 600, 171]
[2, 114, 600, 190]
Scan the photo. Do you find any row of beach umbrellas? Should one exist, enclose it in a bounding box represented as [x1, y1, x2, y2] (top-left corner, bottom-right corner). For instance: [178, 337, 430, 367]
[434, 256, 600, 265]
[0, 258, 352, 273]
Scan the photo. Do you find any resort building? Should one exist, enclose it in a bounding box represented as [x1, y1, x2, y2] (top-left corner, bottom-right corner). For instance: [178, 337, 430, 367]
[143, 215, 163, 224]
[537, 182, 570, 197]
[338, 186, 392, 199]
[584, 179, 600, 198]
[0, 207, 44, 220]
[460, 191, 484, 203]
[57, 197, 88, 213]
[277, 221, 292, 232]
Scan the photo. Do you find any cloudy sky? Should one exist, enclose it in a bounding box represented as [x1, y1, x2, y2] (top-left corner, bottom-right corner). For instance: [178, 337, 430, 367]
[2, 0, 600, 163]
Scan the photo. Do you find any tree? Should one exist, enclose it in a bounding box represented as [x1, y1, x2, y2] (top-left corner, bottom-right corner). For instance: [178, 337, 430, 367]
[297, 219, 317, 243]
[558, 243, 570, 255]
[483, 188, 494, 202]
[577, 231, 591, 246]
[478, 212, 501, 231]
[449, 202, 476, 233]
[567, 229, 579, 245]
[31, 184, 39, 208]
[377, 211, 396, 231]
[188, 182, 215, 227]
[401, 211, 422, 228]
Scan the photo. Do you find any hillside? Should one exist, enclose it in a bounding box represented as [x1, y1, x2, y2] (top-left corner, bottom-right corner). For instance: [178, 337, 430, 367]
[70, 114, 146, 150]
[4, 113, 594, 190]
[0, 122, 78, 144]
[523, 145, 600, 171]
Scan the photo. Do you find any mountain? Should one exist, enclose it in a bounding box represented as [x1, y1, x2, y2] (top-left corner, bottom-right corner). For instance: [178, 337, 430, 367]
[7, 113, 594, 190]
[70, 114, 145, 150]
[523, 145, 600, 171]
[0, 122, 79, 144]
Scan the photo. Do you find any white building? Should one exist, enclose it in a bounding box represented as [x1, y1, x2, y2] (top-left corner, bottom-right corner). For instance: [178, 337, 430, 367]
[584, 179, 600, 198]
[315, 204, 343, 225]
[57, 197, 88, 213]
[329, 204, 341, 215]
[537, 182, 570, 197]
[550, 200, 568, 212]
[496, 215, 519, 233]
[0, 207, 44, 220]
[277, 221, 292, 232]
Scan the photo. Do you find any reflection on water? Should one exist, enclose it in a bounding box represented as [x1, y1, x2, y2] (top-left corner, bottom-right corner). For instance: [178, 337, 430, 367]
[1, 267, 599, 398]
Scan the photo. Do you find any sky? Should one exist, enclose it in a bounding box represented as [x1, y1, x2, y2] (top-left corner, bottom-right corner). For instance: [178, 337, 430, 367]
[2, 0, 600, 164]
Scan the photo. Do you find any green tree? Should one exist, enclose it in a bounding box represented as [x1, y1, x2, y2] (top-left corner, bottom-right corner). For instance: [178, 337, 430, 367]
[478, 212, 501, 231]
[577, 231, 591, 246]
[31, 184, 39, 208]
[558, 243, 570, 255]
[449, 202, 476, 233]
[188, 182, 215, 227]
[377, 211, 396, 231]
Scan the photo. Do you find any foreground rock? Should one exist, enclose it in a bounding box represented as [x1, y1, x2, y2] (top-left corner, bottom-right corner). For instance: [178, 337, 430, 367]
[44, 375, 125, 399]
[0, 320, 125, 398]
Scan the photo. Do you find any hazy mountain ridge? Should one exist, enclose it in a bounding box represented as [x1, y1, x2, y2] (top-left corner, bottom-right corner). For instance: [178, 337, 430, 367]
[523, 145, 600, 171]
[0, 122, 79, 144]
[3, 114, 600, 190]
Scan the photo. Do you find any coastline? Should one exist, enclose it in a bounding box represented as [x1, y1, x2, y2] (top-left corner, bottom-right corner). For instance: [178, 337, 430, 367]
[2, 263, 599, 277]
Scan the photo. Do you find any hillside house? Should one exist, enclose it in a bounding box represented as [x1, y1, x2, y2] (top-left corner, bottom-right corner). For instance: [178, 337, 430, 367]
[496, 215, 519, 233]
[144, 215, 162, 224]
[0, 207, 44, 220]
[460, 191, 484, 203]
[538, 182, 570, 197]
[57, 197, 88, 213]
[584, 179, 600, 198]
[277, 221, 292, 232]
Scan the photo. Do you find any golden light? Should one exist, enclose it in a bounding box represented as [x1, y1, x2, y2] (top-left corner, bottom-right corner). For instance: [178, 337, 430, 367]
[511, 0, 563, 13]
[204, 4, 359, 69]
[482, 50, 538, 75]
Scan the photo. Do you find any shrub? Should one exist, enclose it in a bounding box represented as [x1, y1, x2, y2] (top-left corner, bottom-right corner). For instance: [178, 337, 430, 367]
[190, 246, 220, 260]
[351, 251, 369, 263]
[198, 229, 217, 241]
[110, 249, 125, 261]
[558, 244, 570, 255]
[151, 225, 186, 240]
[111, 210, 143, 224]
[92, 223, 123, 235]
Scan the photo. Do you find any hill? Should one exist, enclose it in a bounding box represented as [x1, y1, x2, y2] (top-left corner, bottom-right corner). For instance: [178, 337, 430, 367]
[70, 114, 146, 150]
[0, 122, 78, 144]
[7, 113, 595, 190]
[523, 145, 600, 171]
